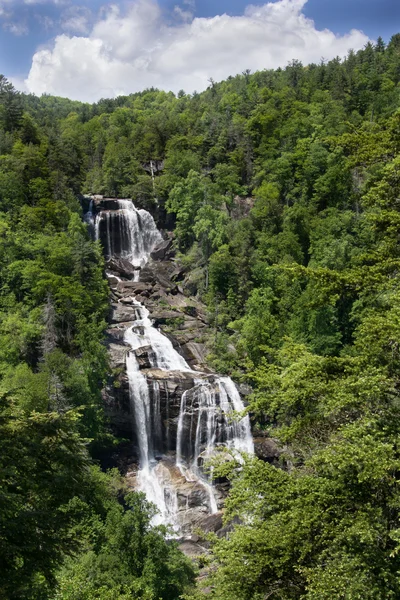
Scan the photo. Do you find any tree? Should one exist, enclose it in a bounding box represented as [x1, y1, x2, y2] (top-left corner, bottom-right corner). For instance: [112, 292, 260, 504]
[166, 170, 208, 250]
[0, 402, 90, 598]
[0, 75, 22, 132]
[54, 492, 195, 600]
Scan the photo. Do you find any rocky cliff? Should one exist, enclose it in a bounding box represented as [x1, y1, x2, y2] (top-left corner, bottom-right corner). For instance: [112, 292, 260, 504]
[85, 196, 279, 548]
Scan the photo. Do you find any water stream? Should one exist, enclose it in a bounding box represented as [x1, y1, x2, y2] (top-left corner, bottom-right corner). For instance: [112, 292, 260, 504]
[89, 197, 253, 532]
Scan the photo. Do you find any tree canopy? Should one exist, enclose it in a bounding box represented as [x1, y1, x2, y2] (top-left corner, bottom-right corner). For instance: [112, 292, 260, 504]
[1, 34, 400, 599]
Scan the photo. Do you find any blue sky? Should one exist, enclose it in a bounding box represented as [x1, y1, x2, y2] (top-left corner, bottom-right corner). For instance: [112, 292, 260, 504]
[0, 0, 397, 101]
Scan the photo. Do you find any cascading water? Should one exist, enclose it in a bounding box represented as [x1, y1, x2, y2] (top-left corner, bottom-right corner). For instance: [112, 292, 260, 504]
[126, 299, 190, 372]
[84, 198, 95, 237]
[176, 377, 254, 472]
[88, 197, 253, 532]
[95, 199, 161, 267]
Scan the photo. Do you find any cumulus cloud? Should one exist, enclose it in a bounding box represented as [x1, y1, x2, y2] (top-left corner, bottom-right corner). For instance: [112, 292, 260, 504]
[25, 0, 370, 102]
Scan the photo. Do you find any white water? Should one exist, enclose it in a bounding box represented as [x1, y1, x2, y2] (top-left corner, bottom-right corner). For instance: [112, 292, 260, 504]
[176, 381, 219, 514]
[218, 377, 255, 455]
[125, 331, 179, 527]
[89, 197, 253, 531]
[176, 377, 254, 513]
[95, 199, 162, 267]
[125, 299, 191, 372]
[84, 198, 95, 228]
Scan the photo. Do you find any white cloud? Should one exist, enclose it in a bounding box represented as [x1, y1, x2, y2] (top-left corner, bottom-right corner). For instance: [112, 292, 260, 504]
[60, 5, 91, 34]
[0, 0, 13, 17]
[174, 0, 195, 22]
[174, 5, 193, 22]
[36, 14, 56, 30]
[25, 0, 370, 102]
[4, 21, 29, 35]
[61, 14, 88, 33]
[24, 0, 69, 4]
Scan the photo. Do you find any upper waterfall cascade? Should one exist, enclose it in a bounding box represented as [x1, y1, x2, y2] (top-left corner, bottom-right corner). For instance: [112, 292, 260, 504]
[89, 197, 253, 532]
[95, 199, 162, 267]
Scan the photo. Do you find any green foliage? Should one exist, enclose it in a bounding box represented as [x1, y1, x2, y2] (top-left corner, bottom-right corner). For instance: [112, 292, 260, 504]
[53, 491, 195, 600]
[0, 75, 22, 132]
[1, 32, 400, 599]
[0, 74, 197, 600]
[0, 400, 91, 598]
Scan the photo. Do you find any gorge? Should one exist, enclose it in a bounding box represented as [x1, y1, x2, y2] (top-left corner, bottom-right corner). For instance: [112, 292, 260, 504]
[85, 196, 254, 536]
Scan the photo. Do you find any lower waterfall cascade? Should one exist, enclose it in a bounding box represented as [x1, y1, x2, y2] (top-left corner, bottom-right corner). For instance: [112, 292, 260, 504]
[87, 196, 254, 533]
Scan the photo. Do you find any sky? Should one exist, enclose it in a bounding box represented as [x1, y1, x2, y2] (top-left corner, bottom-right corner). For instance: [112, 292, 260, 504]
[0, 0, 398, 102]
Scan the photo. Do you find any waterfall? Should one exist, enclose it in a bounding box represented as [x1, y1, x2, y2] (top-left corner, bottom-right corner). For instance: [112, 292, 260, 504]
[84, 198, 94, 226]
[84, 198, 95, 237]
[125, 331, 178, 526]
[125, 299, 190, 372]
[95, 200, 161, 267]
[90, 197, 253, 532]
[176, 378, 254, 470]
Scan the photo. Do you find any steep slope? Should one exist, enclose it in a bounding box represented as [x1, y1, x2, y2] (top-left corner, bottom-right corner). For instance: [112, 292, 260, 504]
[87, 196, 253, 538]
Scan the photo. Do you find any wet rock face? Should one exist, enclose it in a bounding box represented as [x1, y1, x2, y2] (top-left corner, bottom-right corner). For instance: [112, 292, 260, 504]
[105, 272, 206, 460]
[107, 254, 211, 373]
[134, 459, 221, 535]
[105, 243, 255, 470]
[82, 193, 170, 230]
[104, 257, 239, 491]
[104, 341, 198, 459]
[96, 211, 127, 257]
[102, 373, 132, 443]
[134, 345, 155, 369]
[117, 281, 152, 295]
[97, 200, 254, 543]
[95, 198, 123, 211]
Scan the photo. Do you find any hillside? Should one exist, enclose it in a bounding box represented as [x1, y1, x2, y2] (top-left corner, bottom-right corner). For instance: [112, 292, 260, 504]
[1, 34, 400, 599]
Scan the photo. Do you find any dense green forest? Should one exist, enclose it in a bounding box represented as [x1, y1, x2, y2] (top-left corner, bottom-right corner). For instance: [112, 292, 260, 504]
[1, 33, 400, 598]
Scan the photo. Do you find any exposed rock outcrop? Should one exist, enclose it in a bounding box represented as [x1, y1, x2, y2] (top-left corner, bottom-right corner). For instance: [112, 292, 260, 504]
[150, 238, 174, 261]
[103, 254, 243, 537]
[253, 435, 282, 466]
[106, 255, 211, 373]
[107, 257, 140, 278]
[87, 197, 255, 546]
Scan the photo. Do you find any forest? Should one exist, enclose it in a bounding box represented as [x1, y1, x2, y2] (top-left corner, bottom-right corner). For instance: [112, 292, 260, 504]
[1, 32, 400, 599]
